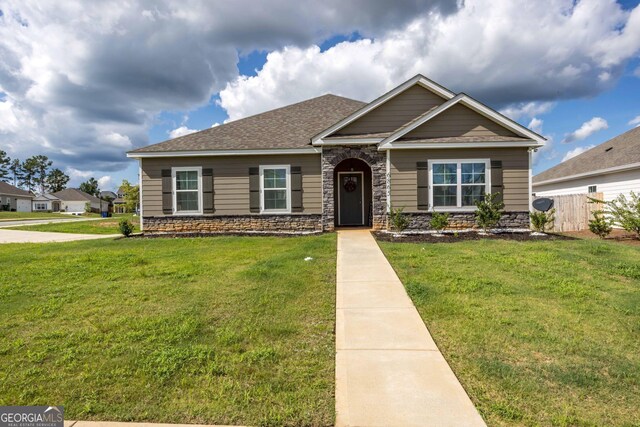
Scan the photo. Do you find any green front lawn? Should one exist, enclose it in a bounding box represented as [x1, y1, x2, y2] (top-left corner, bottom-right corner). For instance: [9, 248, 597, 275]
[379, 238, 640, 426]
[0, 235, 337, 426]
[6, 215, 138, 234]
[0, 211, 68, 221]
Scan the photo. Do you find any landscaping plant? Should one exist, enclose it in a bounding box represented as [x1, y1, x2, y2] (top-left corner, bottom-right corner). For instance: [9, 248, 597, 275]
[389, 206, 410, 232]
[588, 210, 612, 239]
[474, 193, 504, 233]
[430, 212, 449, 233]
[119, 218, 135, 237]
[601, 191, 640, 239]
[529, 208, 555, 233]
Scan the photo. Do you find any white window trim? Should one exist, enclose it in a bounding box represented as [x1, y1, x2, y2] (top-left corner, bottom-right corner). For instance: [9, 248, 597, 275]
[259, 165, 291, 214]
[172, 166, 203, 215]
[428, 159, 491, 212]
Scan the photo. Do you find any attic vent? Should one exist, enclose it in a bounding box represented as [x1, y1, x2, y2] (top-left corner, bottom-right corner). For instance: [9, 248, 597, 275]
[605, 147, 613, 152]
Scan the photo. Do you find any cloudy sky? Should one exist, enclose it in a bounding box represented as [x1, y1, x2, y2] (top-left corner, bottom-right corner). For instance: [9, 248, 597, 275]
[1, 0, 639, 191]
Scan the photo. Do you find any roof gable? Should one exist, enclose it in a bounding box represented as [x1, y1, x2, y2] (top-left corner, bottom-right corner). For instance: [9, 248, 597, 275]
[534, 126, 640, 184]
[52, 188, 100, 203]
[312, 74, 455, 143]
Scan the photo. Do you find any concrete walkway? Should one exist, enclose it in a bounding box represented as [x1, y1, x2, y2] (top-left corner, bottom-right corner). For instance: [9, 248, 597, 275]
[0, 229, 119, 243]
[336, 230, 486, 427]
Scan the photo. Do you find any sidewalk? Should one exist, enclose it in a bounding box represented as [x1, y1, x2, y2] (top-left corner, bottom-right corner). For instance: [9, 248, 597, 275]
[335, 230, 486, 427]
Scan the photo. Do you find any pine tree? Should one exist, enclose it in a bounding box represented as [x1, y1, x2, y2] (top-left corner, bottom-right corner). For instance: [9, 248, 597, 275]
[46, 168, 70, 193]
[0, 150, 10, 182]
[9, 159, 22, 187]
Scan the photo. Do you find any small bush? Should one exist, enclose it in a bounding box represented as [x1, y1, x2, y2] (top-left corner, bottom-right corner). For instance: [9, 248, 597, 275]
[119, 218, 135, 237]
[430, 212, 449, 232]
[84, 202, 92, 213]
[389, 206, 410, 232]
[475, 193, 504, 233]
[602, 191, 640, 239]
[588, 210, 612, 239]
[530, 208, 555, 233]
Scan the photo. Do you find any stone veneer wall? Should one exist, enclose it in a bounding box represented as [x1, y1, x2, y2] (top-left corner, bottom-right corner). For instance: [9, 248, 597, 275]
[143, 214, 322, 233]
[399, 212, 531, 230]
[321, 146, 387, 231]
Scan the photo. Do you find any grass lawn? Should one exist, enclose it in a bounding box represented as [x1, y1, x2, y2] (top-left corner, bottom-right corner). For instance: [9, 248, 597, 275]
[379, 238, 640, 427]
[0, 211, 68, 221]
[0, 235, 337, 426]
[6, 214, 139, 234]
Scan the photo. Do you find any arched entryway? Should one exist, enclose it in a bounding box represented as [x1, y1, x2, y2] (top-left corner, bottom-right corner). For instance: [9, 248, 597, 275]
[334, 158, 373, 227]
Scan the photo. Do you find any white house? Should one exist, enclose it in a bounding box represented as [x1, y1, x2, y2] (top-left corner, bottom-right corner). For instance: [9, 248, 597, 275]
[33, 188, 107, 214]
[533, 127, 640, 202]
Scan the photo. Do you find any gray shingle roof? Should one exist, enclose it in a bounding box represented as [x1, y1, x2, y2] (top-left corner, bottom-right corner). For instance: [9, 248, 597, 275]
[52, 188, 101, 203]
[130, 94, 366, 153]
[534, 126, 640, 183]
[0, 181, 32, 198]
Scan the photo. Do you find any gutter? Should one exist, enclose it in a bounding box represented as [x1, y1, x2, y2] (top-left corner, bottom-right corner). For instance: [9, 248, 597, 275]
[533, 162, 640, 186]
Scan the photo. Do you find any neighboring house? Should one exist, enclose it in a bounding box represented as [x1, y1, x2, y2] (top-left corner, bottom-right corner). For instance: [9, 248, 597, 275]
[0, 181, 33, 212]
[534, 127, 640, 201]
[112, 186, 127, 213]
[35, 188, 108, 214]
[99, 190, 118, 201]
[32, 193, 62, 212]
[127, 74, 545, 233]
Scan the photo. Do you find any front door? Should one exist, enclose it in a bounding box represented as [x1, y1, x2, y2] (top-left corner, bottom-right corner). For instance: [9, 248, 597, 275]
[338, 172, 364, 226]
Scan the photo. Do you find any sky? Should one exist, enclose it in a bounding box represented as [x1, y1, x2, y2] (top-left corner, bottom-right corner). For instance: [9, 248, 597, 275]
[0, 0, 639, 192]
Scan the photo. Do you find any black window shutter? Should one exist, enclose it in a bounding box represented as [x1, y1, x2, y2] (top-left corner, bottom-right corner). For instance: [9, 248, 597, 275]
[416, 162, 429, 210]
[161, 169, 172, 214]
[490, 160, 503, 202]
[249, 167, 260, 213]
[291, 166, 303, 212]
[202, 168, 214, 214]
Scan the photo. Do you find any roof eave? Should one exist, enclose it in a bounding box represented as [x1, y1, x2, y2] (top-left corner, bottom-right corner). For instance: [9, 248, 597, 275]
[533, 161, 640, 186]
[127, 147, 321, 158]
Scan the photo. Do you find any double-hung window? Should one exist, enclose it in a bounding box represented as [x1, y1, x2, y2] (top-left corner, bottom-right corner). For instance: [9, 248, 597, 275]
[172, 167, 202, 214]
[429, 160, 490, 210]
[260, 165, 291, 213]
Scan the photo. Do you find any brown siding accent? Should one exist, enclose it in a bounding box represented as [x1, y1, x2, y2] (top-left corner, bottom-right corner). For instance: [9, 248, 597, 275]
[290, 166, 303, 212]
[202, 168, 214, 213]
[390, 148, 529, 212]
[402, 104, 518, 139]
[335, 85, 446, 136]
[142, 155, 321, 216]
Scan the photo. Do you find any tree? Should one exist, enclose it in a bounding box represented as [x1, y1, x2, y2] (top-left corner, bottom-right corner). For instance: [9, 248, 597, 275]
[9, 159, 22, 187]
[80, 177, 100, 197]
[46, 168, 70, 193]
[19, 157, 39, 193]
[0, 150, 10, 182]
[30, 155, 52, 194]
[602, 192, 640, 239]
[475, 193, 504, 234]
[120, 179, 140, 213]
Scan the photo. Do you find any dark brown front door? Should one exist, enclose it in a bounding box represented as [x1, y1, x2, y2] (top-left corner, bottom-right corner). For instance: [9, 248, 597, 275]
[338, 173, 363, 226]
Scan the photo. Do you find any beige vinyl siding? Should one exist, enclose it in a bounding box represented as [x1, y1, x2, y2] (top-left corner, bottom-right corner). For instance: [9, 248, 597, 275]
[390, 148, 529, 212]
[402, 104, 518, 139]
[141, 155, 322, 216]
[335, 85, 446, 135]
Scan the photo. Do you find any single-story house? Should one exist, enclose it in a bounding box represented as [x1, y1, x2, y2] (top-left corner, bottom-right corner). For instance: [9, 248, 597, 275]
[533, 127, 640, 201]
[34, 188, 108, 214]
[32, 193, 62, 212]
[0, 181, 33, 212]
[127, 74, 545, 233]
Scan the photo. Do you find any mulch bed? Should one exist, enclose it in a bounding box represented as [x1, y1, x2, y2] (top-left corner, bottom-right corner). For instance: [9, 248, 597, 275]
[374, 231, 575, 243]
[128, 231, 321, 239]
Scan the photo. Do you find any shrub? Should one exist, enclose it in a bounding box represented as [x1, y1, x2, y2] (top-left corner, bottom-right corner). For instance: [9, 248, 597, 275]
[84, 202, 92, 213]
[430, 212, 449, 232]
[119, 218, 135, 237]
[475, 193, 504, 233]
[588, 210, 612, 239]
[530, 208, 555, 233]
[389, 206, 410, 232]
[602, 192, 640, 239]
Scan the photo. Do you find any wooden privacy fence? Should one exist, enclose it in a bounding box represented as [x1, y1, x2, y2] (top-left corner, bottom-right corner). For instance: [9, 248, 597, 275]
[536, 193, 603, 232]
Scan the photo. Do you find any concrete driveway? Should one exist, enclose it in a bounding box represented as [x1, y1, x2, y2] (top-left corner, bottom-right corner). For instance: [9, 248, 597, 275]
[0, 228, 119, 243]
[0, 217, 103, 228]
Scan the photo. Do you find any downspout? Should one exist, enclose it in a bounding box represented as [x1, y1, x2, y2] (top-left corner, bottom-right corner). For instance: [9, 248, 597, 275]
[386, 149, 391, 213]
[528, 148, 534, 212]
[138, 158, 144, 232]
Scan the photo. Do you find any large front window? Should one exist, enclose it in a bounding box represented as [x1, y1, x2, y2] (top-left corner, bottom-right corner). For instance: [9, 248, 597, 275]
[260, 165, 290, 213]
[173, 167, 202, 214]
[429, 160, 490, 209]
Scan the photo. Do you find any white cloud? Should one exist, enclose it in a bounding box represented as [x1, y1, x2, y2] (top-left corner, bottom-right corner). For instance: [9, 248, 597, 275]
[168, 126, 198, 138]
[211, 122, 220, 128]
[629, 115, 640, 127]
[562, 144, 596, 162]
[528, 117, 544, 135]
[97, 175, 112, 190]
[220, 0, 640, 121]
[501, 102, 555, 121]
[562, 117, 608, 143]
